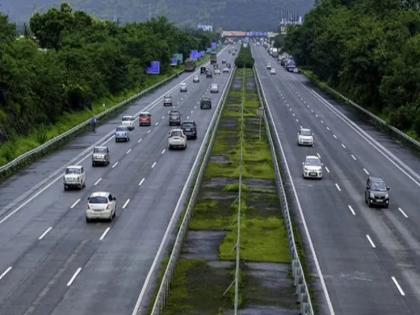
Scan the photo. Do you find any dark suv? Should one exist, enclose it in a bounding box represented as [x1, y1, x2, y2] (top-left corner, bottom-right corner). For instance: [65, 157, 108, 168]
[181, 121, 197, 140]
[168, 110, 181, 126]
[365, 176, 390, 208]
[200, 97, 212, 110]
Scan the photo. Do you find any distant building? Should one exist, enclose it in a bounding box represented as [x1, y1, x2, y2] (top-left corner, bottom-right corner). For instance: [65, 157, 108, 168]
[197, 24, 213, 32]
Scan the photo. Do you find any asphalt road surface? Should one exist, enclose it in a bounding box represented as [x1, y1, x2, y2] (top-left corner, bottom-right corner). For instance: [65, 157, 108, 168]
[0, 47, 235, 315]
[252, 44, 420, 315]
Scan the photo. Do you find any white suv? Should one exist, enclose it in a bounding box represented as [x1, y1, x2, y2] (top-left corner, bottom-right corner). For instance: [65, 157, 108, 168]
[86, 192, 116, 222]
[302, 156, 323, 179]
[210, 83, 219, 93]
[168, 128, 187, 150]
[121, 115, 135, 130]
[63, 165, 86, 190]
[297, 128, 314, 146]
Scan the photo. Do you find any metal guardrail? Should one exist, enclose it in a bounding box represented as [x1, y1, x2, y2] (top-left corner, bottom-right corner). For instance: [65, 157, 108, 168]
[0, 70, 184, 179]
[253, 67, 314, 315]
[303, 70, 420, 150]
[149, 66, 236, 315]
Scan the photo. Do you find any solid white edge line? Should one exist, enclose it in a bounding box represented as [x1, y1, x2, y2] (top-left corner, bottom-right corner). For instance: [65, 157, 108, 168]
[366, 234, 376, 248]
[122, 199, 130, 209]
[99, 227, 111, 241]
[112, 161, 119, 168]
[398, 207, 408, 219]
[347, 205, 356, 216]
[70, 198, 81, 209]
[94, 177, 102, 186]
[0, 266, 12, 281]
[335, 183, 342, 192]
[38, 226, 53, 240]
[66, 267, 82, 287]
[131, 48, 232, 315]
[391, 276, 406, 296]
[253, 61, 335, 315]
[138, 178, 145, 186]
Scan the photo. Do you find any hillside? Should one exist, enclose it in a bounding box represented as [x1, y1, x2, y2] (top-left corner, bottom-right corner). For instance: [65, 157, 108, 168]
[1, 0, 314, 31]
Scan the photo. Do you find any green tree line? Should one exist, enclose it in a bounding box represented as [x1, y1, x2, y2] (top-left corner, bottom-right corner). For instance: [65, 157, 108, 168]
[0, 3, 217, 143]
[284, 0, 420, 136]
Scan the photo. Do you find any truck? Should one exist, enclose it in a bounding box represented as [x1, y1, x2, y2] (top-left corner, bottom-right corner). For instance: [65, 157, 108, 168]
[210, 52, 217, 65]
[185, 58, 196, 72]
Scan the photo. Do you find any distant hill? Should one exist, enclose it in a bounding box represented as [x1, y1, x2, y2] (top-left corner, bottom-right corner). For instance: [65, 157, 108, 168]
[1, 0, 314, 31]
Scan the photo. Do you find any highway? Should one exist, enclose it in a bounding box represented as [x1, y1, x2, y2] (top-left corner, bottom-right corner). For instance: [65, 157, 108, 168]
[252, 44, 420, 315]
[0, 47, 235, 315]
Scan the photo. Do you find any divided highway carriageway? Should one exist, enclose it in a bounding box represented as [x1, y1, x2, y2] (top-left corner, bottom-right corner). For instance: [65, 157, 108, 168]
[0, 47, 235, 315]
[252, 43, 420, 315]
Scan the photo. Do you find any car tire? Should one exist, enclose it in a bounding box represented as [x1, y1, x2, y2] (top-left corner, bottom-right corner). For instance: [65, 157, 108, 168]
[64, 185, 68, 191]
[86, 217, 91, 223]
[92, 162, 96, 167]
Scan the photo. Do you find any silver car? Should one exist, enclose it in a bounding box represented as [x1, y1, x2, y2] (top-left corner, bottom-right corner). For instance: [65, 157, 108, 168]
[92, 146, 110, 166]
[297, 128, 314, 146]
[86, 192, 116, 222]
[302, 156, 323, 179]
[115, 126, 130, 142]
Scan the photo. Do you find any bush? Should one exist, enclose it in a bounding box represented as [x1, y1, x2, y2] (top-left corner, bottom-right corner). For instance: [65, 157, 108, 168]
[235, 46, 254, 68]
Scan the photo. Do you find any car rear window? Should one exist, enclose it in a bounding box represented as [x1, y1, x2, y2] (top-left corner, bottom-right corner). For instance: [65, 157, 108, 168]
[66, 168, 81, 174]
[89, 196, 108, 204]
[140, 114, 150, 118]
[307, 158, 321, 165]
[170, 130, 183, 137]
[182, 123, 195, 128]
[94, 147, 107, 153]
[116, 127, 126, 131]
[122, 117, 132, 121]
[301, 130, 311, 136]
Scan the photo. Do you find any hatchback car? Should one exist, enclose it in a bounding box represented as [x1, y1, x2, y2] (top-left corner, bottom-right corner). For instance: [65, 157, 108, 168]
[297, 128, 314, 146]
[181, 121, 197, 140]
[92, 146, 110, 166]
[168, 128, 187, 150]
[163, 95, 172, 106]
[63, 165, 86, 190]
[302, 156, 323, 179]
[139, 112, 152, 126]
[200, 97, 212, 110]
[193, 75, 200, 83]
[86, 192, 116, 222]
[365, 176, 390, 208]
[169, 110, 181, 126]
[115, 126, 130, 142]
[121, 115, 135, 130]
[180, 82, 187, 92]
[210, 83, 219, 93]
[270, 68, 276, 75]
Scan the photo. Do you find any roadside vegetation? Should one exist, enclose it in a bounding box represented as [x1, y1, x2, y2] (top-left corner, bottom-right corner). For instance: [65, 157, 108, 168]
[163, 61, 295, 314]
[284, 0, 420, 138]
[0, 3, 217, 166]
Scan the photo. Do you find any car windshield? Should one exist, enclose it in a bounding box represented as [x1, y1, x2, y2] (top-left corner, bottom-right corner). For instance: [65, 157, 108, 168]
[371, 180, 387, 191]
[66, 168, 81, 174]
[212, 84, 217, 88]
[182, 122, 195, 128]
[116, 127, 126, 132]
[89, 196, 108, 204]
[306, 158, 321, 166]
[170, 130, 183, 137]
[94, 147, 107, 153]
[301, 129, 312, 136]
[122, 116, 132, 121]
[164, 96, 171, 100]
[140, 114, 150, 118]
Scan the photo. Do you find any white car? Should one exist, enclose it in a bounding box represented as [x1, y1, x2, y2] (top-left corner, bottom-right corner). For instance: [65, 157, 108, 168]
[193, 75, 200, 83]
[266, 63, 271, 70]
[297, 128, 314, 146]
[121, 115, 135, 130]
[168, 128, 187, 150]
[85, 192, 116, 222]
[115, 125, 130, 142]
[180, 82, 187, 92]
[270, 68, 276, 75]
[210, 83, 219, 93]
[92, 146, 110, 166]
[222, 67, 230, 73]
[214, 69, 221, 75]
[63, 165, 86, 190]
[302, 156, 323, 179]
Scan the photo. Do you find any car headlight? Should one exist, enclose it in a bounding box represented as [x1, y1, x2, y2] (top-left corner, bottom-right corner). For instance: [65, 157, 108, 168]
[370, 192, 375, 199]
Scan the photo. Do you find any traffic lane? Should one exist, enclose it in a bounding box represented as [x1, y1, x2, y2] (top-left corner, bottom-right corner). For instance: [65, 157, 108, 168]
[0, 46, 231, 215]
[0, 66, 232, 312]
[257, 67, 410, 314]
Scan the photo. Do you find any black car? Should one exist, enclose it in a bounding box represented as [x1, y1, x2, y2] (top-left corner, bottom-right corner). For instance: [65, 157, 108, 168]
[181, 121, 197, 140]
[200, 66, 207, 74]
[200, 97, 212, 110]
[365, 176, 390, 208]
[168, 110, 181, 126]
[206, 69, 213, 78]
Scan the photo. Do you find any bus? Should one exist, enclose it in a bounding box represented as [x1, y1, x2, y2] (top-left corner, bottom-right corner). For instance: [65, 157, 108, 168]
[185, 58, 196, 72]
[210, 52, 217, 65]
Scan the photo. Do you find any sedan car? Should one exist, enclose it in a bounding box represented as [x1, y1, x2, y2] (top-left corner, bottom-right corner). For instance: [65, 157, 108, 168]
[365, 176, 390, 208]
[115, 125, 130, 142]
[121, 115, 135, 130]
[302, 156, 323, 179]
[163, 95, 172, 106]
[92, 146, 110, 166]
[180, 82, 187, 92]
[86, 192, 116, 222]
[63, 165, 86, 190]
[139, 111, 152, 126]
[168, 128, 187, 150]
[169, 110, 181, 126]
[193, 75, 200, 83]
[210, 83, 219, 93]
[297, 128, 314, 146]
[181, 121, 197, 140]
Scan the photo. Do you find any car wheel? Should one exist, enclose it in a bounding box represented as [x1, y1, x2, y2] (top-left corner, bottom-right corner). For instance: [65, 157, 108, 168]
[113, 209, 116, 218]
[368, 200, 372, 208]
[92, 162, 96, 167]
[86, 217, 91, 223]
[64, 185, 68, 191]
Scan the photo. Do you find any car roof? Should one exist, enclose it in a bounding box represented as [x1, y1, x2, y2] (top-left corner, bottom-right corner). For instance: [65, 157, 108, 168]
[170, 128, 183, 132]
[300, 128, 311, 132]
[211, 83, 218, 86]
[369, 176, 385, 182]
[67, 165, 82, 169]
[94, 146, 108, 149]
[139, 111, 150, 115]
[122, 115, 133, 118]
[89, 191, 110, 198]
[169, 110, 180, 113]
[305, 155, 319, 160]
[117, 125, 127, 128]
[182, 120, 196, 124]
